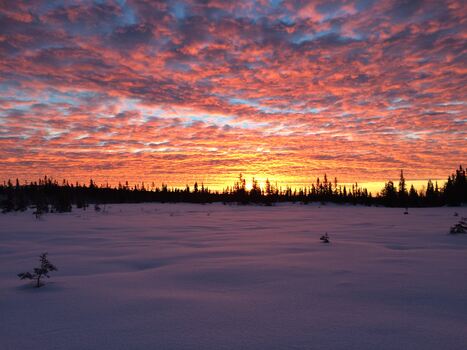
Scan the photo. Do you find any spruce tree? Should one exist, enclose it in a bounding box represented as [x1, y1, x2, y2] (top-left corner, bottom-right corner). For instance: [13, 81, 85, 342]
[18, 253, 58, 288]
[398, 170, 408, 206]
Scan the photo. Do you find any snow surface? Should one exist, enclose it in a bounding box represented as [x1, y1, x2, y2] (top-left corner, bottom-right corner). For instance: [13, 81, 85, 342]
[1, 203, 467, 350]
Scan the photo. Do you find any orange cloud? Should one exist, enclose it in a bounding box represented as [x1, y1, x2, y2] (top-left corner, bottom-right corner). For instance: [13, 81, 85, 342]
[0, 0, 465, 189]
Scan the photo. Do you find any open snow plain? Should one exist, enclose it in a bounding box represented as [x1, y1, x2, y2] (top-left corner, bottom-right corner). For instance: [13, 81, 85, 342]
[1, 203, 466, 350]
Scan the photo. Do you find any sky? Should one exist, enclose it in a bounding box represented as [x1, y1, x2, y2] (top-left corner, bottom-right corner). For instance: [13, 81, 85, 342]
[0, 0, 466, 190]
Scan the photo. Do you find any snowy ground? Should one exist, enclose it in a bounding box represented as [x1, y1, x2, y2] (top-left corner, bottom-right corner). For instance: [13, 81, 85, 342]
[1, 203, 467, 350]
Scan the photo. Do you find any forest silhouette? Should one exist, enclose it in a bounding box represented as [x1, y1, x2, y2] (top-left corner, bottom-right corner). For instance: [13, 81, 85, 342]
[1, 166, 465, 214]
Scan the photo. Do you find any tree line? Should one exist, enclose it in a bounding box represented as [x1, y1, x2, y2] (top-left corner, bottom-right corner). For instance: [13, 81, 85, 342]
[1, 166, 465, 214]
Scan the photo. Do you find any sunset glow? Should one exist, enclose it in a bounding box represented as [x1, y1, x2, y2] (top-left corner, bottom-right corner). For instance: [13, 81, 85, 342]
[1, 1, 465, 189]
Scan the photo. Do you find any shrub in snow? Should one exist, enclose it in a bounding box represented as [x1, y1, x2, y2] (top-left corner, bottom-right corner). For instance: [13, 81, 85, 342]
[450, 218, 467, 234]
[320, 233, 330, 243]
[18, 253, 58, 288]
[33, 202, 49, 219]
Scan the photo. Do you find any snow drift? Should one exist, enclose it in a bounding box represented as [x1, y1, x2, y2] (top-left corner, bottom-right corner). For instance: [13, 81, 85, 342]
[1, 203, 466, 350]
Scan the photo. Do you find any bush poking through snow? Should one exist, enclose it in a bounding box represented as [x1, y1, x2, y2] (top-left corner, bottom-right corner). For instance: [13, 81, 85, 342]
[450, 218, 467, 234]
[320, 232, 330, 243]
[18, 253, 58, 288]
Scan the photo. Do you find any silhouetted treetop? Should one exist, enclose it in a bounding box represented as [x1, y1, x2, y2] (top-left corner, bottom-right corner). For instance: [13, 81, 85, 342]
[1, 166, 465, 213]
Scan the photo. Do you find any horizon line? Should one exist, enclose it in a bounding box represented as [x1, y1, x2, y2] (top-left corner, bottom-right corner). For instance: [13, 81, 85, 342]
[1, 175, 449, 195]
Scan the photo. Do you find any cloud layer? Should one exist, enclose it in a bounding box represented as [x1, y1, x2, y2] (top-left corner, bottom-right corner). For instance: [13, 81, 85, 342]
[1, 0, 466, 188]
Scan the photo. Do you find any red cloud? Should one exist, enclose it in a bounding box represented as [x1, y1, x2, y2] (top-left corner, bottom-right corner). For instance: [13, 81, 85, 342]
[0, 0, 465, 188]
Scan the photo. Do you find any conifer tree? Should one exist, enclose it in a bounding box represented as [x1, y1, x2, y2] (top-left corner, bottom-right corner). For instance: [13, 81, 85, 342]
[398, 170, 408, 206]
[18, 253, 58, 288]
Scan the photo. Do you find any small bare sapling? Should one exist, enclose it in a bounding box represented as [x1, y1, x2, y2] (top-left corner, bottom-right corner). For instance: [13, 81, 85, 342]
[18, 253, 58, 288]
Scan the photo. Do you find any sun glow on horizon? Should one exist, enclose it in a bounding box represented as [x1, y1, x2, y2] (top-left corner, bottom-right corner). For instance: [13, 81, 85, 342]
[5, 173, 446, 197]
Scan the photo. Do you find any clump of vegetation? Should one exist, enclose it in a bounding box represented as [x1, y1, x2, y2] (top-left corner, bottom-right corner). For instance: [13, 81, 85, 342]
[18, 253, 58, 288]
[320, 232, 330, 243]
[450, 218, 467, 234]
